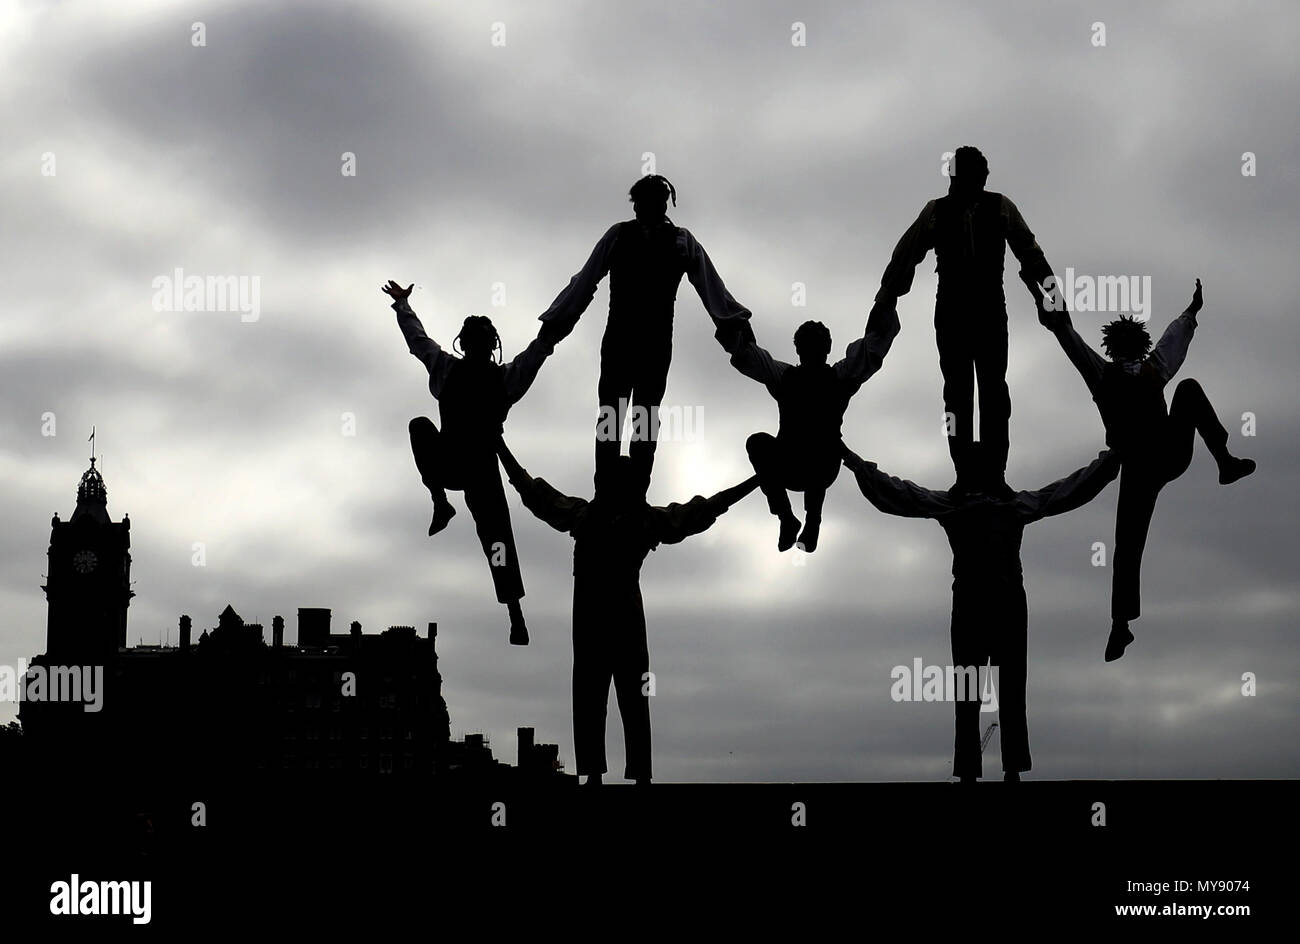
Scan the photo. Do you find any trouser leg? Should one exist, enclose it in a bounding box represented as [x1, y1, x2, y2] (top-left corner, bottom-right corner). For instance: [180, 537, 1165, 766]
[950, 584, 985, 779]
[994, 585, 1030, 773]
[746, 432, 794, 519]
[572, 603, 611, 778]
[1167, 378, 1232, 476]
[974, 315, 1011, 481]
[935, 319, 975, 483]
[462, 460, 525, 604]
[627, 348, 671, 484]
[408, 416, 449, 505]
[611, 609, 652, 781]
[1111, 467, 1161, 621]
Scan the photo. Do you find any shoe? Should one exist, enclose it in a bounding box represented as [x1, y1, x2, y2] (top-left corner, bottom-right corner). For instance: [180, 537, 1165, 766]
[583, 774, 603, 787]
[1218, 457, 1256, 485]
[428, 502, 456, 536]
[1003, 771, 1021, 782]
[796, 517, 821, 553]
[508, 600, 529, 646]
[1105, 619, 1134, 662]
[778, 514, 801, 552]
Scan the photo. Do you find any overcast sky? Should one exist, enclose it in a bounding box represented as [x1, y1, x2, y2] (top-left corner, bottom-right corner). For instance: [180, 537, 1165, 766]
[2, 0, 1296, 781]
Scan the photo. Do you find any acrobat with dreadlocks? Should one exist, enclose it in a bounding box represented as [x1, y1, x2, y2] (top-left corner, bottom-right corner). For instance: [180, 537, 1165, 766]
[537, 175, 754, 486]
[382, 280, 576, 645]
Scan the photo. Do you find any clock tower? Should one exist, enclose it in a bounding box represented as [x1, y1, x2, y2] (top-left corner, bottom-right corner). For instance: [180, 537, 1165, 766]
[42, 455, 134, 660]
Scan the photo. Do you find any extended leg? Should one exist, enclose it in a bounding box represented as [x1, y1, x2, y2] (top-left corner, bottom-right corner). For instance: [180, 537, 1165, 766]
[994, 585, 1030, 776]
[746, 432, 800, 551]
[626, 344, 672, 485]
[462, 459, 528, 644]
[611, 609, 652, 783]
[973, 314, 1012, 492]
[935, 316, 976, 491]
[1107, 468, 1160, 661]
[408, 417, 456, 535]
[572, 596, 612, 781]
[950, 582, 986, 781]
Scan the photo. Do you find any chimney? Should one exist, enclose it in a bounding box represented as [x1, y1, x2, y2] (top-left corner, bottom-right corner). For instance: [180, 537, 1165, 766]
[297, 607, 331, 648]
[179, 614, 192, 652]
[518, 726, 534, 769]
[272, 615, 284, 648]
[350, 620, 362, 647]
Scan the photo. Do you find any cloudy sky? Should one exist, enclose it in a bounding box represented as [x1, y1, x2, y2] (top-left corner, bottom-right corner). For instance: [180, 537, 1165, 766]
[2, 0, 1296, 781]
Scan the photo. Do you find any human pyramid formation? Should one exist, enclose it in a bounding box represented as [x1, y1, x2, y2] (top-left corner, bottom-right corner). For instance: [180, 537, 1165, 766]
[381, 146, 1255, 783]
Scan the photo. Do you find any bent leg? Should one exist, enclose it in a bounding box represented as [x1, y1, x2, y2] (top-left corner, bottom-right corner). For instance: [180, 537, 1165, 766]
[1167, 378, 1253, 484]
[409, 416, 450, 503]
[746, 432, 794, 519]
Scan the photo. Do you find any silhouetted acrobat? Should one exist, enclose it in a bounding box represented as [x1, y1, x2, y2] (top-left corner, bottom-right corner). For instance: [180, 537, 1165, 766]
[1021, 275, 1256, 661]
[384, 280, 575, 645]
[872, 146, 1055, 497]
[537, 175, 753, 483]
[720, 305, 900, 552]
[498, 441, 758, 785]
[843, 444, 1120, 781]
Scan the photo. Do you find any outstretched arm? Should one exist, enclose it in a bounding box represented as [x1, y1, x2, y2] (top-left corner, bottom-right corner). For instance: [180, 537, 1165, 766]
[1148, 278, 1202, 383]
[681, 230, 753, 330]
[841, 446, 950, 519]
[873, 200, 938, 307]
[1002, 195, 1054, 289]
[652, 475, 761, 545]
[536, 224, 619, 327]
[501, 318, 573, 405]
[718, 319, 792, 389]
[834, 303, 902, 390]
[1016, 450, 1120, 523]
[1019, 272, 1106, 396]
[383, 281, 456, 398]
[497, 440, 588, 533]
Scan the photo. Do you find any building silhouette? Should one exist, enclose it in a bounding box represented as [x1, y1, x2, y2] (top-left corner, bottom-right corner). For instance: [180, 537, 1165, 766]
[19, 455, 570, 785]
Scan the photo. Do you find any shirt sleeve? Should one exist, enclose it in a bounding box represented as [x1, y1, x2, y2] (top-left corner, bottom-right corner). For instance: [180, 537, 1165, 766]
[1015, 450, 1120, 523]
[1147, 311, 1198, 384]
[834, 304, 901, 389]
[1001, 195, 1053, 287]
[393, 298, 455, 399]
[680, 229, 753, 326]
[874, 201, 938, 303]
[501, 329, 561, 405]
[843, 454, 950, 519]
[1050, 315, 1108, 397]
[537, 224, 619, 326]
[508, 472, 588, 534]
[649, 494, 722, 545]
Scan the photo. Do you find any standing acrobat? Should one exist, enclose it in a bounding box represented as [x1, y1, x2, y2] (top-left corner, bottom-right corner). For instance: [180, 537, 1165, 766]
[721, 305, 900, 552]
[1021, 275, 1255, 660]
[384, 280, 575, 646]
[538, 175, 753, 483]
[498, 443, 757, 786]
[843, 445, 1120, 781]
[871, 146, 1055, 497]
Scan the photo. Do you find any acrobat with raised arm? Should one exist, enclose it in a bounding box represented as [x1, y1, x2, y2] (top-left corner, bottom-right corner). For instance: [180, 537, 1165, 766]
[498, 442, 758, 786]
[1021, 275, 1255, 661]
[384, 280, 575, 646]
[721, 304, 900, 552]
[843, 444, 1120, 781]
[537, 175, 753, 483]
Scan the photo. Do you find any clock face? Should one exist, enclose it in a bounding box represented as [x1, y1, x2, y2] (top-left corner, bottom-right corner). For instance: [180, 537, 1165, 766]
[72, 550, 98, 574]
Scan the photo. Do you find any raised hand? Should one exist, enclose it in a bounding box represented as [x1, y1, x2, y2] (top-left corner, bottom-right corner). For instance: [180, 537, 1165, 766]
[1188, 277, 1203, 315]
[382, 280, 415, 302]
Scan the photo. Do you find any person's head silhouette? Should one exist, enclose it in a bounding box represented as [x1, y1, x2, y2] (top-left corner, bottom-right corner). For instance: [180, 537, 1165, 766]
[793, 320, 833, 367]
[594, 455, 650, 510]
[454, 315, 502, 363]
[628, 174, 676, 223]
[1100, 315, 1153, 364]
[948, 145, 989, 199]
